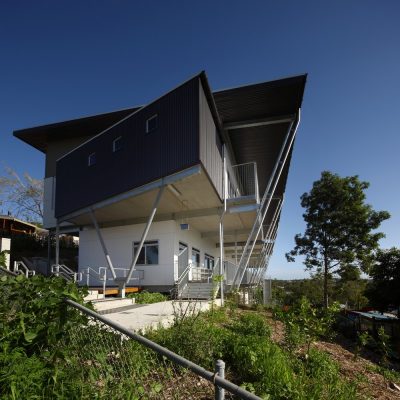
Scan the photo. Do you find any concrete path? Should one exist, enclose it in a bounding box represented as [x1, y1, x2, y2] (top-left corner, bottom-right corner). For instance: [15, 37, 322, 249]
[99, 300, 220, 332]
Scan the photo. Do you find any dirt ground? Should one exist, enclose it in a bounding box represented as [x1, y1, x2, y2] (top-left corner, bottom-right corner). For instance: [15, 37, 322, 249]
[268, 316, 400, 399]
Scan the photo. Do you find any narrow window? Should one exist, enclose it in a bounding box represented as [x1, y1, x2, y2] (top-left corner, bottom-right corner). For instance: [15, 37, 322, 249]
[205, 254, 214, 270]
[88, 152, 96, 166]
[191, 248, 200, 269]
[146, 114, 158, 133]
[113, 136, 122, 152]
[133, 240, 159, 265]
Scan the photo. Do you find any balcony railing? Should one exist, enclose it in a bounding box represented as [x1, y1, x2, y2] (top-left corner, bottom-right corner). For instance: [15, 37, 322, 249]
[226, 162, 259, 202]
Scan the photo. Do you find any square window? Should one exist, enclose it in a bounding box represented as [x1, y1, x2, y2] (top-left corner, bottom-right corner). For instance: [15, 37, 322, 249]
[146, 114, 158, 133]
[88, 152, 96, 166]
[133, 240, 159, 265]
[113, 136, 122, 152]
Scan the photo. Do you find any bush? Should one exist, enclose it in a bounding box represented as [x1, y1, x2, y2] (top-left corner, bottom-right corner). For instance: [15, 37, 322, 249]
[128, 290, 167, 304]
[230, 312, 271, 338]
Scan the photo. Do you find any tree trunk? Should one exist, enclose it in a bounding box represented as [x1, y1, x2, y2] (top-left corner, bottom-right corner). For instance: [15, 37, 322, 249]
[324, 255, 329, 309]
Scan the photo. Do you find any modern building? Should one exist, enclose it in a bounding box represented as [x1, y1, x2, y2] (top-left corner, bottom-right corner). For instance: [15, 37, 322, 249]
[14, 71, 306, 297]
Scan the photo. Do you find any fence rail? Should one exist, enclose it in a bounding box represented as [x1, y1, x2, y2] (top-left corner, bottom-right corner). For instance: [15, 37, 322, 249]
[65, 298, 261, 400]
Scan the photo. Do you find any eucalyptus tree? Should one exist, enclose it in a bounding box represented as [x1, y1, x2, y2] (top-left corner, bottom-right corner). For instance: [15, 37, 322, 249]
[286, 171, 389, 308]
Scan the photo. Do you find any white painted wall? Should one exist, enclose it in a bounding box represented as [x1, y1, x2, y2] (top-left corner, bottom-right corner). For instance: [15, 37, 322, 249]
[79, 219, 219, 288]
[174, 221, 218, 281]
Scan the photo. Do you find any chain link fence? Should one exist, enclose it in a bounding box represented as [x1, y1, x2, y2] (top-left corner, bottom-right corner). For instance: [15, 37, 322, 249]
[65, 299, 261, 400]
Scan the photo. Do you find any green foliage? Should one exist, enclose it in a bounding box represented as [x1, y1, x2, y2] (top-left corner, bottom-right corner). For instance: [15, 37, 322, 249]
[365, 247, 400, 312]
[376, 326, 391, 367]
[127, 290, 167, 304]
[286, 171, 390, 308]
[230, 312, 271, 338]
[0, 274, 89, 399]
[149, 305, 356, 399]
[279, 297, 340, 355]
[0, 250, 8, 268]
[354, 331, 371, 360]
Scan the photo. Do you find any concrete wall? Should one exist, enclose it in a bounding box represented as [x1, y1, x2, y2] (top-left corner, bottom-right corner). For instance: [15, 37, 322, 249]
[79, 220, 218, 289]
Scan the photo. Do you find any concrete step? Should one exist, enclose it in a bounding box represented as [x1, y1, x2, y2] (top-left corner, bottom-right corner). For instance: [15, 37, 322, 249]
[179, 282, 216, 300]
[92, 298, 139, 315]
[84, 290, 101, 301]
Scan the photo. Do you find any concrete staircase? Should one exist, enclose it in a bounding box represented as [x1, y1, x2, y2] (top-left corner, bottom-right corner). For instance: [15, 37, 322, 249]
[179, 282, 218, 300]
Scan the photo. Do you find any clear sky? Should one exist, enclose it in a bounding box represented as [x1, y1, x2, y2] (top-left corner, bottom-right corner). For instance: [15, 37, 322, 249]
[1, 1, 399, 279]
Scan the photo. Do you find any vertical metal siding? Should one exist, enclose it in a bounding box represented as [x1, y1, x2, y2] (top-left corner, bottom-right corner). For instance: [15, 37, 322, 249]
[55, 78, 200, 218]
[199, 82, 223, 199]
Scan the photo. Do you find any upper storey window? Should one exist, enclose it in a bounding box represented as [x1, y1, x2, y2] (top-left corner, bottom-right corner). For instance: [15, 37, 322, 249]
[146, 114, 158, 133]
[113, 136, 122, 152]
[88, 152, 96, 166]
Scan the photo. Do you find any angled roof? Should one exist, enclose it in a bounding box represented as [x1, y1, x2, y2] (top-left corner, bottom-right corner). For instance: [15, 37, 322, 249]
[13, 73, 306, 157]
[14, 107, 140, 153]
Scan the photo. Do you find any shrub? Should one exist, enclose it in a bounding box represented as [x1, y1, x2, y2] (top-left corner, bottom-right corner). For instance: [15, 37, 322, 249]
[128, 290, 167, 304]
[230, 312, 271, 338]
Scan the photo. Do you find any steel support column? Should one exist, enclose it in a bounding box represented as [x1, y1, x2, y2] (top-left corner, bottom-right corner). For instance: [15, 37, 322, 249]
[125, 185, 165, 286]
[90, 209, 117, 280]
[55, 222, 60, 266]
[232, 111, 300, 290]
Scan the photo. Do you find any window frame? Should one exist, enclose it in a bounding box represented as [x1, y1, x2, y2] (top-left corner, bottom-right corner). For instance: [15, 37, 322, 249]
[112, 136, 122, 152]
[88, 152, 96, 167]
[132, 240, 159, 265]
[191, 247, 200, 269]
[204, 254, 215, 270]
[146, 114, 158, 134]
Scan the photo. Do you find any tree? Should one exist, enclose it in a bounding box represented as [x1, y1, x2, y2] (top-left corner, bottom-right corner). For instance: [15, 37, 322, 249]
[0, 167, 43, 224]
[365, 247, 400, 313]
[286, 171, 390, 308]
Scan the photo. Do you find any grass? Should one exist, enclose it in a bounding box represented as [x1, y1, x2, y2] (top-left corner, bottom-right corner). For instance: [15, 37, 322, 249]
[147, 307, 358, 399]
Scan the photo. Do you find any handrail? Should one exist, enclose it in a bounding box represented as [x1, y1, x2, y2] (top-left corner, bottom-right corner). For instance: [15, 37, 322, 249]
[52, 264, 81, 283]
[65, 298, 261, 400]
[84, 267, 107, 298]
[14, 261, 36, 277]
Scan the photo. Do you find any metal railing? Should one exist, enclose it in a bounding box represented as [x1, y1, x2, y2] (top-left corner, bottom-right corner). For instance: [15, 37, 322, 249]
[190, 267, 213, 282]
[13, 260, 36, 277]
[65, 298, 261, 400]
[226, 162, 259, 202]
[51, 264, 81, 282]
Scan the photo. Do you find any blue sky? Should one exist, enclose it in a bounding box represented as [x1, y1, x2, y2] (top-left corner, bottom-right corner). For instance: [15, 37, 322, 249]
[1, 1, 399, 279]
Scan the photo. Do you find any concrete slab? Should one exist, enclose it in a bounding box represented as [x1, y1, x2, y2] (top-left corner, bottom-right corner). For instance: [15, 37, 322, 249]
[92, 298, 135, 312]
[104, 299, 221, 332]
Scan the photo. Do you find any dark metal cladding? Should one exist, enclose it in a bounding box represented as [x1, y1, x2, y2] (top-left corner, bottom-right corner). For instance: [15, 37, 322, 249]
[55, 77, 200, 218]
[213, 75, 306, 123]
[199, 81, 223, 199]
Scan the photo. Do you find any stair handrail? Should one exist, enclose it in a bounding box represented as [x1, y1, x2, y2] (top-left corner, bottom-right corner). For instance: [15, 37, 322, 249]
[83, 267, 107, 298]
[172, 263, 191, 299]
[13, 261, 36, 277]
[51, 264, 81, 283]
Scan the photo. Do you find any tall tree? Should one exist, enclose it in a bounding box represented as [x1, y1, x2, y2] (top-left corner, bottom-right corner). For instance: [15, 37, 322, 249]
[365, 248, 400, 313]
[0, 167, 43, 224]
[286, 171, 390, 308]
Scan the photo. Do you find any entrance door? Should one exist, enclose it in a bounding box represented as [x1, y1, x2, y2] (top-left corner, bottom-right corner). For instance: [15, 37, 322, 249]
[178, 242, 188, 277]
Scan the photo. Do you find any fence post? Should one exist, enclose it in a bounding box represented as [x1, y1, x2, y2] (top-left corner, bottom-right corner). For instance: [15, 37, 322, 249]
[215, 359, 225, 400]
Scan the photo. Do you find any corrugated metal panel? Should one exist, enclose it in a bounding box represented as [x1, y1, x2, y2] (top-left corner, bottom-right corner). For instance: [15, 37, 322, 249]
[199, 81, 223, 199]
[213, 75, 306, 123]
[228, 123, 292, 197]
[55, 77, 200, 218]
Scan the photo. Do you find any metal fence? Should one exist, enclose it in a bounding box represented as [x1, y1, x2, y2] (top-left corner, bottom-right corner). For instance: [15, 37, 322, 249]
[226, 162, 259, 201]
[65, 299, 261, 400]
